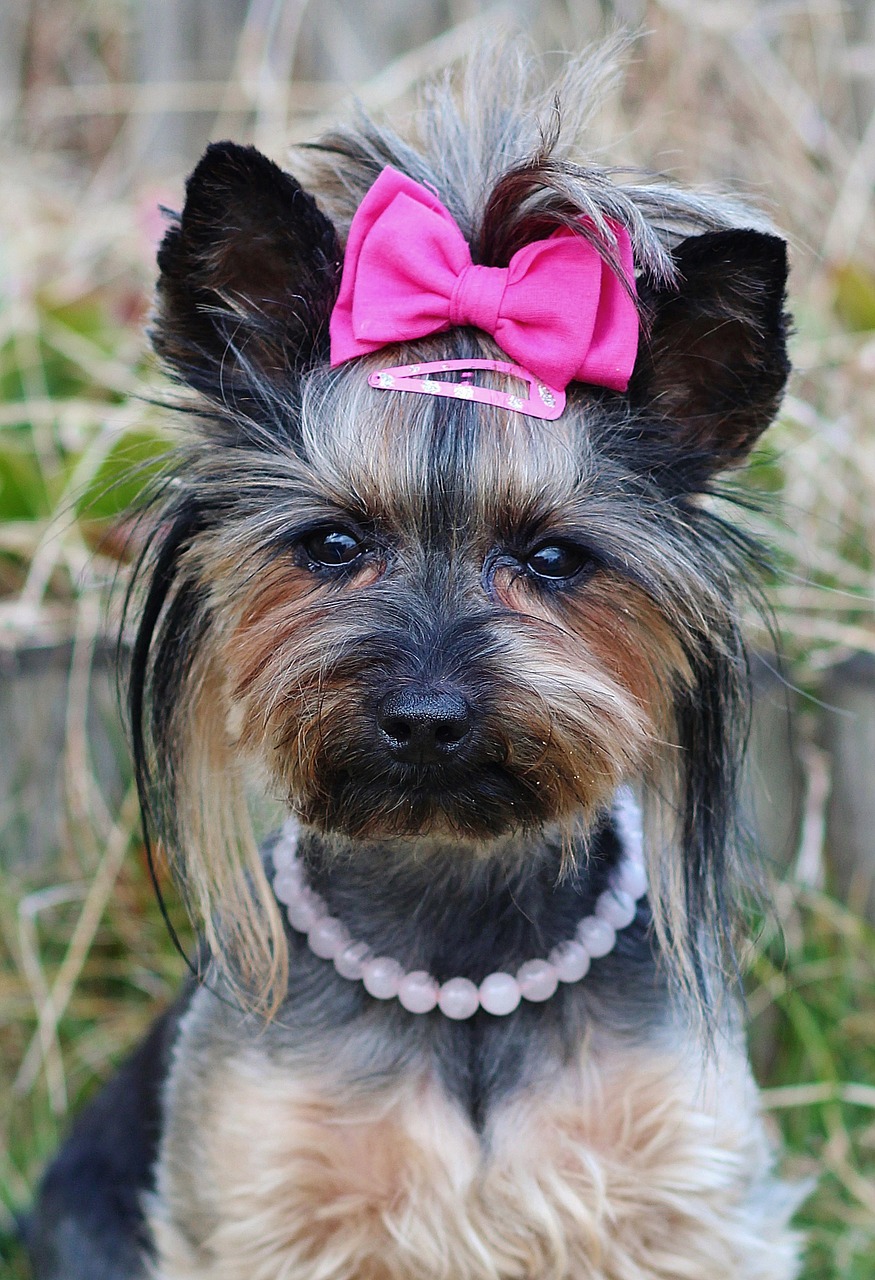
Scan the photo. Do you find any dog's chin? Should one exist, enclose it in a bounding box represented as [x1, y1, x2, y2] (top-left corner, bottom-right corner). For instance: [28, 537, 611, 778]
[293, 761, 558, 845]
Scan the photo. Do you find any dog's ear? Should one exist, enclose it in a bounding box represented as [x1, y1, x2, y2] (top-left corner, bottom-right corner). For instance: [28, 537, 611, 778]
[152, 141, 341, 402]
[628, 230, 790, 472]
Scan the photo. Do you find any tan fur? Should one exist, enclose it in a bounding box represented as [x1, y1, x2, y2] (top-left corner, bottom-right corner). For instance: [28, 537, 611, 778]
[491, 570, 690, 838]
[496, 571, 689, 742]
[163, 642, 288, 1012]
[561, 578, 691, 727]
[148, 1033, 800, 1280]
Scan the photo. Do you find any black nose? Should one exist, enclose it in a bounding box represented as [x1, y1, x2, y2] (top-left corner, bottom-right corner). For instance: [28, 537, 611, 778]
[377, 688, 473, 764]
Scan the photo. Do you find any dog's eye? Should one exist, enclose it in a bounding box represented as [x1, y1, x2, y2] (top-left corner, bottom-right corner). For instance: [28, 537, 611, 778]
[302, 528, 366, 567]
[525, 541, 589, 581]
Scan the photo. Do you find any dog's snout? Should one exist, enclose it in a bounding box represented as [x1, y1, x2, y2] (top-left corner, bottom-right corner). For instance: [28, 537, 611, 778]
[377, 688, 473, 764]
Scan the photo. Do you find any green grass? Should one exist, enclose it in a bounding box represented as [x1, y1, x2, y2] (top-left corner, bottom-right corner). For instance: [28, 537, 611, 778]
[748, 888, 875, 1279]
[0, 832, 192, 1278]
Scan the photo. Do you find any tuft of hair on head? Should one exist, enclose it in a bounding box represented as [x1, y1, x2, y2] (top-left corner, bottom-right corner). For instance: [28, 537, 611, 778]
[130, 38, 790, 1017]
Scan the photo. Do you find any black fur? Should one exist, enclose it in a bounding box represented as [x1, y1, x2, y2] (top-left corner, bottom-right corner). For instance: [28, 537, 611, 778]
[152, 141, 341, 417]
[25, 996, 189, 1280]
[630, 229, 791, 470]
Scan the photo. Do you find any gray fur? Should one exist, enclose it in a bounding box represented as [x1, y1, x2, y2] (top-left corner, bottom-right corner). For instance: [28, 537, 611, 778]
[304, 39, 774, 285]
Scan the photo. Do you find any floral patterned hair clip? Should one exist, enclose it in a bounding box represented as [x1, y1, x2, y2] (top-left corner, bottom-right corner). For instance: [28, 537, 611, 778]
[367, 359, 566, 421]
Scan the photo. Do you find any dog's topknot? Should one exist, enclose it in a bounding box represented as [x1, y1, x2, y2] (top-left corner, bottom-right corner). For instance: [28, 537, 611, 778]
[304, 42, 764, 279]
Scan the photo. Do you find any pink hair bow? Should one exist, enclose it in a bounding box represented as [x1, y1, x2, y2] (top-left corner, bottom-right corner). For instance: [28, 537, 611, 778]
[329, 166, 639, 393]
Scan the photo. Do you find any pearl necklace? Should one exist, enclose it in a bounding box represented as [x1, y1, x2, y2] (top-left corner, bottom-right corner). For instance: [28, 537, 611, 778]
[271, 788, 647, 1021]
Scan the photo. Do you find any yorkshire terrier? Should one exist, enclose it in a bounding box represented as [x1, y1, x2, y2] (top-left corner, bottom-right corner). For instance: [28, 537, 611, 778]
[28, 50, 803, 1280]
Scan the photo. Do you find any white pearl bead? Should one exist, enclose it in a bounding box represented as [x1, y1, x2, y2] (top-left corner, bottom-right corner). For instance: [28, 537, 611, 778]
[479, 972, 521, 1016]
[438, 977, 480, 1020]
[548, 940, 591, 983]
[362, 956, 404, 999]
[517, 959, 559, 1002]
[577, 915, 616, 958]
[612, 858, 648, 901]
[271, 840, 296, 875]
[334, 940, 371, 980]
[398, 970, 439, 1014]
[286, 889, 326, 933]
[595, 888, 637, 930]
[613, 788, 643, 841]
[272, 866, 304, 906]
[307, 916, 350, 960]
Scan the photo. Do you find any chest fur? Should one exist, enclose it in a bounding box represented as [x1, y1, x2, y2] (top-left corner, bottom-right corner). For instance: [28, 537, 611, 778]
[148, 1034, 800, 1280]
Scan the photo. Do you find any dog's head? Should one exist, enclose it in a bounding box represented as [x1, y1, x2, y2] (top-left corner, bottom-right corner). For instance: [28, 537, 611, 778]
[131, 69, 789, 1006]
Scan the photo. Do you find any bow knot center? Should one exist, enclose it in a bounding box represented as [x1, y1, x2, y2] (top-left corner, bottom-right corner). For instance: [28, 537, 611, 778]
[449, 264, 507, 336]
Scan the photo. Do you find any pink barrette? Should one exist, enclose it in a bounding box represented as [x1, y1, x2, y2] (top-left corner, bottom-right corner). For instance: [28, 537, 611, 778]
[329, 166, 639, 397]
[367, 359, 565, 420]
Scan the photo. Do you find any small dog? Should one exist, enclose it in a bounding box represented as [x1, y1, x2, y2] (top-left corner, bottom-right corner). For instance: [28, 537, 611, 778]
[29, 50, 804, 1280]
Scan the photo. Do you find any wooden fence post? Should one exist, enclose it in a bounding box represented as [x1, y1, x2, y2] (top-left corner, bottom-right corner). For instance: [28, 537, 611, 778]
[821, 653, 875, 921]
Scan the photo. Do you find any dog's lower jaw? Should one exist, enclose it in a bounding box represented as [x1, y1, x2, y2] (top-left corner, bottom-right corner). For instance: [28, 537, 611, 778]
[148, 990, 803, 1280]
[295, 816, 589, 886]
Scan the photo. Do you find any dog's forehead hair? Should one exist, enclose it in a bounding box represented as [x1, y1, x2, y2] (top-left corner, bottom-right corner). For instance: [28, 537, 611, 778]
[298, 367, 591, 539]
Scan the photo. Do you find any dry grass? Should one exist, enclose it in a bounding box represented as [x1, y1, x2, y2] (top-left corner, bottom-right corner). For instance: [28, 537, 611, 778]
[1, 2, 873, 1277]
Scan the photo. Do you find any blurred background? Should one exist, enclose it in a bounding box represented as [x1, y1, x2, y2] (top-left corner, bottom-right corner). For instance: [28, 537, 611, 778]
[0, 1, 873, 1276]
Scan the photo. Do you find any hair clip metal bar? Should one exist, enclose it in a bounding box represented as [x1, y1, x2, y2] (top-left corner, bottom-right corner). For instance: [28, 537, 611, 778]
[368, 359, 566, 420]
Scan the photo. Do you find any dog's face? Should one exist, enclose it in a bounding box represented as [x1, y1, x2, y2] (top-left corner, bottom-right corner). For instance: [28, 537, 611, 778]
[201, 377, 689, 843]
[135, 140, 789, 997]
